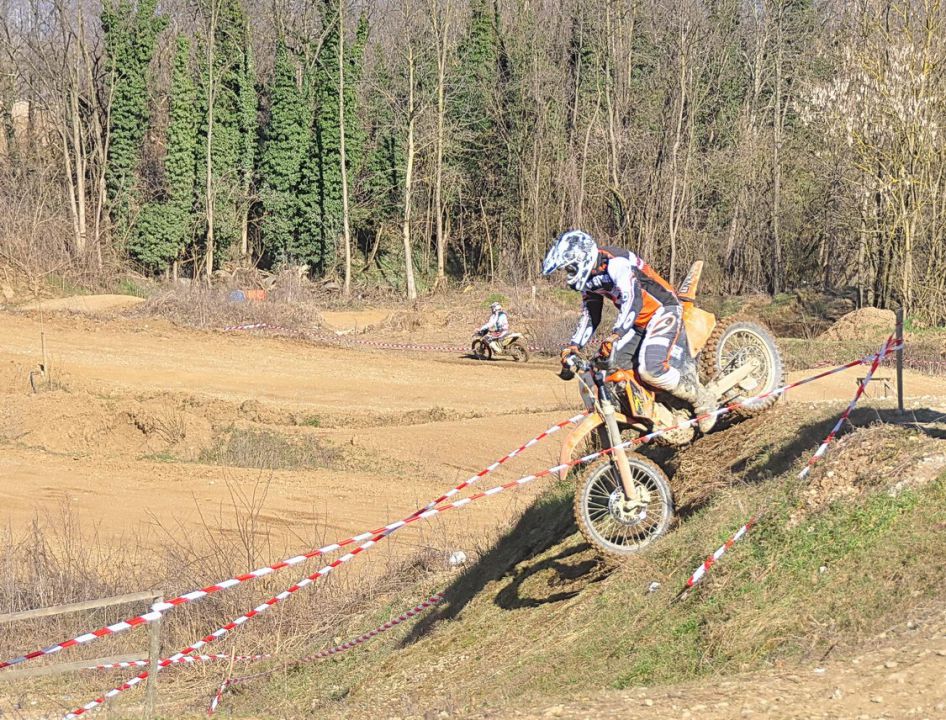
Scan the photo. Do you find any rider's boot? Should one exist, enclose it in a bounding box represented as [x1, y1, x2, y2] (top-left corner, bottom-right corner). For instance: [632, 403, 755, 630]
[671, 366, 717, 434]
[488, 340, 503, 355]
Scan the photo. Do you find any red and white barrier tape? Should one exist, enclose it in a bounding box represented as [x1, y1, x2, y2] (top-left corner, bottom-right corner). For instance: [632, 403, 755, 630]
[62, 345, 904, 717]
[798, 335, 894, 479]
[207, 593, 443, 715]
[222, 322, 550, 355]
[674, 516, 759, 600]
[65, 531, 396, 718]
[673, 337, 898, 601]
[0, 412, 583, 673]
[86, 653, 269, 671]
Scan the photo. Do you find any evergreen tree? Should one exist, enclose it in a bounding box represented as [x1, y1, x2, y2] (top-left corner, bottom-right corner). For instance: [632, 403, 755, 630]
[101, 0, 167, 239]
[130, 37, 199, 270]
[259, 39, 311, 263]
[166, 37, 200, 230]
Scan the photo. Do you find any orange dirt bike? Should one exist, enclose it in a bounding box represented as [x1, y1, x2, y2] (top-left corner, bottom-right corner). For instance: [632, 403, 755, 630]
[560, 261, 783, 557]
[471, 331, 530, 362]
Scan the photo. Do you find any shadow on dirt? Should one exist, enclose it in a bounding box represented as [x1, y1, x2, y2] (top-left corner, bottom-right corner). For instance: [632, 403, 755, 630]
[492, 541, 610, 610]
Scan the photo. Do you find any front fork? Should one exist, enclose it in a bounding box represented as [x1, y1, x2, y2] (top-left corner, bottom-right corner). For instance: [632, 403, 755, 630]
[597, 380, 638, 502]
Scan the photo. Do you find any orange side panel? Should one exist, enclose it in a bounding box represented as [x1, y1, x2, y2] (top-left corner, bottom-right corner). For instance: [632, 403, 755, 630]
[682, 305, 716, 357]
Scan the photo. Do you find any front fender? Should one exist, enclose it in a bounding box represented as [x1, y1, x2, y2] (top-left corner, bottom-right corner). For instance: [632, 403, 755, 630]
[559, 410, 630, 481]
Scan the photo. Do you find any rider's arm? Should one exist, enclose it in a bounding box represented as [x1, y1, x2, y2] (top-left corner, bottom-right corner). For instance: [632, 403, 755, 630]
[570, 292, 603, 348]
[609, 257, 642, 340]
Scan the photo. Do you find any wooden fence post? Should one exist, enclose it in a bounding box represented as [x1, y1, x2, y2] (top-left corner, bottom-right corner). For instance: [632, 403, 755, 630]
[145, 593, 163, 720]
[895, 307, 905, 414]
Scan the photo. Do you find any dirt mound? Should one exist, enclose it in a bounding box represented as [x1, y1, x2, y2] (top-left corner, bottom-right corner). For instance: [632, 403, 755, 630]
[0, 392, 213, 459]
[820, 307, 896, 341]
[20, 294, 146, 313]
[790, 423, 946, 526]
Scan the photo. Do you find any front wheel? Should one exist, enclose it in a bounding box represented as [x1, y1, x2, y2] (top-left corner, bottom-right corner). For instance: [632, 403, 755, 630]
[574, 455, 674, 557]
[471, 338, 492, 360]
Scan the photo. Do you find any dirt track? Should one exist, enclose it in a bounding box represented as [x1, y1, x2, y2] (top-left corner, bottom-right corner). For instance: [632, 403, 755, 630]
[0, 311, 575, 555]
[1, 309, 943, 557]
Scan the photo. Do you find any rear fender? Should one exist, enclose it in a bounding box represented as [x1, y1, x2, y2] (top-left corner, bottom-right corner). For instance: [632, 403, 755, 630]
[559, 411, 630, 481]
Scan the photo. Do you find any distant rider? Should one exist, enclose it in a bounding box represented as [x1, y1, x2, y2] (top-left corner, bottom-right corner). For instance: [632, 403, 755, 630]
[541, 230, 716, 433]
[477, 301, 510, 355]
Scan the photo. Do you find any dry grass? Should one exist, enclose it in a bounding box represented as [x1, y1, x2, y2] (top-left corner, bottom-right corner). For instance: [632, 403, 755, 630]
[198, 427, 340, 471]
[0, 415, 460, 720]
[135, 283, 323, 334]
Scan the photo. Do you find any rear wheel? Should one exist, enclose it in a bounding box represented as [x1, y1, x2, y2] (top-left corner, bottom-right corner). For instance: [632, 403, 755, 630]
[699, 317, 783, 416]
[508, 339, 530, 363]
[471, 338, 492, 360]
[574, 455, 674, 557]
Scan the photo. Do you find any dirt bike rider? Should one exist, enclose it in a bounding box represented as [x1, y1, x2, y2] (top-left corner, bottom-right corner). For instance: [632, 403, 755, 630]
[476, 301, 510, 355]
[542, 229, 717, 433]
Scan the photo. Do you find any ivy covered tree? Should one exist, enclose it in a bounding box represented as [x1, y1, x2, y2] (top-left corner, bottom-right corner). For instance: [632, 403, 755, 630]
[295, 1, 367, 276]
[131, 37, 200, 271]
[196, 0, 257, 274]
[258, 39, 311, 264]
[101, 0, 167, 238]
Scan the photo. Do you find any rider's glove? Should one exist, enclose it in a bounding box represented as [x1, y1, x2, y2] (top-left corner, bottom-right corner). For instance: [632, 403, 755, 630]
[560, 344, 580, 367]
[597, 334, 620, 360]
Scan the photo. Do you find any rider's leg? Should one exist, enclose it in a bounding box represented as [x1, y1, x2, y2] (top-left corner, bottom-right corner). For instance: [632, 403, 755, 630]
[637, 306, 717, 433]
[488, 332, 507, 355]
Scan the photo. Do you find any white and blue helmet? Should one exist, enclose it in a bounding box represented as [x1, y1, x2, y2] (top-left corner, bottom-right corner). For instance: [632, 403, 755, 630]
[541, 230, 599, 292]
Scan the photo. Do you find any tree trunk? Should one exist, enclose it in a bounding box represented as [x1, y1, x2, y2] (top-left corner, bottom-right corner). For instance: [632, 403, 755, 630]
[69, 77, 88, 257]
[771, 1, 785, 294]
[401, 45, 417, 301]
[433, 15, 448, 283]
[204, 0, 218, 280]
[338, 0, 353, 297]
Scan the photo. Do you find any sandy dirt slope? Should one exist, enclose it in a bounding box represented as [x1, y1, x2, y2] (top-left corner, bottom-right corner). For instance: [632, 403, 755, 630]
[0, 312, 568, 412]
[18, 294, 146, 313]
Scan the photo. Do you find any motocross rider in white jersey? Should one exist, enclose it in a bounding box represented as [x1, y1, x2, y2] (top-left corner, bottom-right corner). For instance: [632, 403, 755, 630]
[542, 230, 716, 433]
[478, 302, 510, 355]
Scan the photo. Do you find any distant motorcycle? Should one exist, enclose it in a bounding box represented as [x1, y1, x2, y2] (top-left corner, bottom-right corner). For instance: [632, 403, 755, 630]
[471, 330, 530, 362]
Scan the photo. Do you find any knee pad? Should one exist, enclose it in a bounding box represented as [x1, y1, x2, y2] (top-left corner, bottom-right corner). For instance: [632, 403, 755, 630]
[639, 365, 680, 391]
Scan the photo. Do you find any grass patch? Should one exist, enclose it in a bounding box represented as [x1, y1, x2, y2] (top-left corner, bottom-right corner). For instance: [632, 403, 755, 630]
[140, 451, 180, 463]
[114, 277, 149, 297]
[300, 415, 322, 427]
[200, 427, 338, 470]
[611, 476, 943, 688]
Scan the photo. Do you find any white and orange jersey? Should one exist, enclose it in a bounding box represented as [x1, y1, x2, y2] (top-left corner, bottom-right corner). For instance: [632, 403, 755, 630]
[569, 246, 679, 348]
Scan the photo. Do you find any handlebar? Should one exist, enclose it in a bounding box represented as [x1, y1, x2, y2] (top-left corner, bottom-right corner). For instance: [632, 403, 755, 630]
[559, 353, 605, 382]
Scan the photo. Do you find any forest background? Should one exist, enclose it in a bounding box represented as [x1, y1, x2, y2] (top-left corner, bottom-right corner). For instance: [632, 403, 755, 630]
[1, 0, 944, 323]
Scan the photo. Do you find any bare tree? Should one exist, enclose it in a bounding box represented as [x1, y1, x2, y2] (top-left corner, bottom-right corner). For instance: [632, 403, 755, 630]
[338, 0, 352, 296]
[401, 41, 417, 301]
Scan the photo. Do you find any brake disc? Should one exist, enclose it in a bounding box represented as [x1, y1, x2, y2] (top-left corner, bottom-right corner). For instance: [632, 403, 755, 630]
[608, 487, 650, 526]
